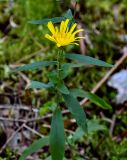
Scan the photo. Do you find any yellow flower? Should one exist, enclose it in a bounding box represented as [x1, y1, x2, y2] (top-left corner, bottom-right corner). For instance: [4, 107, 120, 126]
[45, 19, 84, 47]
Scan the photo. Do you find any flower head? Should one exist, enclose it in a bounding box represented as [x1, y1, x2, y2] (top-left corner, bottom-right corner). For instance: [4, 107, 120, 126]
[45, 19, 84, 47]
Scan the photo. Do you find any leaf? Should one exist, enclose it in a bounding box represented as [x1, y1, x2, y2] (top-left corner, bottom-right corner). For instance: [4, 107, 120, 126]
[48, 71, 58, 85]
[63, 93, 87, 132]
[57, 82, 70, 95]
[29, 17, 65, 24]
[65, 53, 113, 67]
[70, 88, 112, 110]
[87, 119, 106, 133]
[64, 9, 73, 20]
[60, 66, 70, 79]
[29, 81, 53, 89]
[19, 136, 49, 160]
[62, 63, 85, 69]
[64, 9, 75, 27]
[29, 9, 74, 25]
[72, 127, 85, 142]
[13, 61, 57, 72]
[73, 120, 106, 141]
[50, 107, 65, 160]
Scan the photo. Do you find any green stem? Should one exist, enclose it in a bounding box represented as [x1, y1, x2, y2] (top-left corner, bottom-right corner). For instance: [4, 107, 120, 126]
[57, 49, 64, 79]
[56, 49, 64, 105]
[57, 50, 61, 78]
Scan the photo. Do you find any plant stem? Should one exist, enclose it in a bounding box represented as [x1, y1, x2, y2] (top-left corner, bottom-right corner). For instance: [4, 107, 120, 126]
[57, 49, 61, 78]
[56, 49, 64, 105]
[57, 49, 64, 79]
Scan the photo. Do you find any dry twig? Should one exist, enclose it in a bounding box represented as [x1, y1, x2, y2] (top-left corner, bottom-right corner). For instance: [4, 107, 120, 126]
[23, 124, 44, 138]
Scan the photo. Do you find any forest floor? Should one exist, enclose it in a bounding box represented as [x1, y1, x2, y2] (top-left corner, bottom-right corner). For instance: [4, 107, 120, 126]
[0, 0, 127, 160]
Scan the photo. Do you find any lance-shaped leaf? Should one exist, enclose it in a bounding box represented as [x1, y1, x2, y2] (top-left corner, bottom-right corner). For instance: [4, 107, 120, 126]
[29, 17, 65, 24]
[13, 61, 57, 72]
[48, 71, 58, 85]
[65, 53, 113, 67]
[63, 93, 87, 132]
[64, 9, 73, 20]
[29, 9, 73, 25]
[70, 88, 112, 110]
[19, 136, 49, 160]
[62, 63, 86, 69]
[57, 82, 70, 95]
[50, 107, 65, 160]
[73, 120, 106, 141]
[29, 81, 53, 89]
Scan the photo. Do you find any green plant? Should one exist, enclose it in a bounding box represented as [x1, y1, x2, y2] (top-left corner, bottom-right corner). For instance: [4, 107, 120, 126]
[14, 8, 113, 160]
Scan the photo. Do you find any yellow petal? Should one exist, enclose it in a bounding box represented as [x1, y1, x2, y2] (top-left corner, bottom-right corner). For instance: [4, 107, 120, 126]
[63, 19, 69, 32]
[55, 26, 59, 33]
[69, 23, 77, 33]
[66, 27, 69, 33]
[47, 21, 56, 35]
[70, 42, 79, 46]
[60, 21, 65, 33]
[75, 36, 85, 39]
[72, 29, 84, 36]
[45, 34, 56, 42]
[57, 43, 61, 47]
